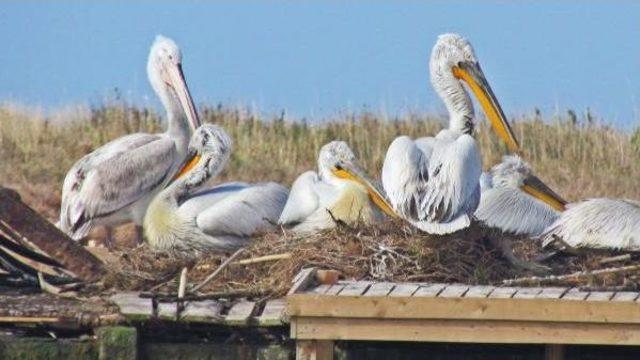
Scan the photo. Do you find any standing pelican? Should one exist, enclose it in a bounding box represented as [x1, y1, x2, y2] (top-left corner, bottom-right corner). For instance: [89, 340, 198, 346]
[541, 199, 640, 251]
[382, 33, 520, 235]
[278, 141, 396, 234]
[475, 155, 566, 236]
[143, 124, 288, 253]
[58, 36, 200, 246]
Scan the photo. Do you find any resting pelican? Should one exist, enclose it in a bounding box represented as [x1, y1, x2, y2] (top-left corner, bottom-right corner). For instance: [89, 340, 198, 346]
[382, 33, 520, 235]
[144, 124, 288, 253]
[475, 155, 566, 236]
[278, 141, 396, 234]
[58, 35, 200, 246]
[541, 199, 640, 251]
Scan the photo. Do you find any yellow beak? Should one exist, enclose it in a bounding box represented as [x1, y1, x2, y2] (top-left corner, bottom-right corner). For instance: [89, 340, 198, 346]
[453, 63, 520, 153]
[173, 154, 201, 181]
[520, 175, 567, 212]
[332, 165, 398, 218]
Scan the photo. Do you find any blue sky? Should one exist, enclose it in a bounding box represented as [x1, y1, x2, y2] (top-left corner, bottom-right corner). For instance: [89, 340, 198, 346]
[1, 1, 639, 126]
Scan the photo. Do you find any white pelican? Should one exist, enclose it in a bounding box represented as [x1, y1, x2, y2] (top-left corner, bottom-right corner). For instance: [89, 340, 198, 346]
[58, 35, 200, 246]
[541, 199, 640, 251]
[382, 33, 520, 235]
[144, 124, 289, 253]
[278, 141, 397, 234]
[475, 155, 566, 236]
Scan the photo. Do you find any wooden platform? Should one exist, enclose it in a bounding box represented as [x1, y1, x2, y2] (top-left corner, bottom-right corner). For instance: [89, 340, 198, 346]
[286, 269, 640, 360]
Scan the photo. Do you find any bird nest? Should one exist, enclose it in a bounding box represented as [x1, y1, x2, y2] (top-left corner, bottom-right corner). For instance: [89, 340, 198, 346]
[100, 220, 640, 300]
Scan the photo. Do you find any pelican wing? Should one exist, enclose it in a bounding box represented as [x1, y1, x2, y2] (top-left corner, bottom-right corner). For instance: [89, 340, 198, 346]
[59, 133, 178, 238]
[541, 198, 640, 251]
[278, 171, 335, 226]
[418, 134, 482, 234]
[476, 187, 559, 237]
[195, 182, 289, 238]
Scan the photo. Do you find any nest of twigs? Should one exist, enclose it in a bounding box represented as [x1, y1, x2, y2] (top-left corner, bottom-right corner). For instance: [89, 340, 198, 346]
[100, 220, 640, 299]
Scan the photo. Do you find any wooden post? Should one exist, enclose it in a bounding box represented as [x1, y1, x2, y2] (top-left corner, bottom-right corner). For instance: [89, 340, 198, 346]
[296, 339, 334, 360]
[0, 187, 105, 282]
[545, 344, 565, 360]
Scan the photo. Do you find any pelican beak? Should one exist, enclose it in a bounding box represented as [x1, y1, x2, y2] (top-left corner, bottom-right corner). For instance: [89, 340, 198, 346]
[172, 151, 202, 181]
[166, 62, 201, 132]
[332, 161, 398, 218]
[453, 62, 520, 153]
[520, 175, 567, 212]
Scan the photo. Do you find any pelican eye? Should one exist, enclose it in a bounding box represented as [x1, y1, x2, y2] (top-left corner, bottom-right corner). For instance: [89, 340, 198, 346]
[335, 163, 343, 171]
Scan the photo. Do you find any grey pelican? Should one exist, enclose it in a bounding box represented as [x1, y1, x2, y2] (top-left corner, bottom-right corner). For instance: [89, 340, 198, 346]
[541, 199, 640, 251]
[475, 155, 566, 236]
[58, 35, 200, 246]
[382, 33, 520, 235]
[278, 141, 396, 234]
[144, 124, 289, 253]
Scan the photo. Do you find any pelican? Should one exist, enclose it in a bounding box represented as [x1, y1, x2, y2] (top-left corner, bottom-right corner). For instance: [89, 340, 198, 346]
[475, 155, 566, 236]
[144, 124, 288, 253]
[541, 199, 640, 251]
[278, 141, 397, 234]
[58, 35, 200, 246]
[382, 33, 520, 235]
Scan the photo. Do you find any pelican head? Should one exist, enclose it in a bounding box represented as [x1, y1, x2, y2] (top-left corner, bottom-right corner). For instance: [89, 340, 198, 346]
[490, 155, 566, 211]
[147, 35, 201, 133]
[173, 124, 233, 188]
[318, 141, 397, 217]
[430, 33, 519, 152]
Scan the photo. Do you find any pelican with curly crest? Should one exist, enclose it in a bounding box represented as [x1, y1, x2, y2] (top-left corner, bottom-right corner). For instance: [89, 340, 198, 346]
[382, 33, 520, 234]
[278, 141, 397, 234]
[475, 155, 566, 236]
[58, 35, 201, 246]
[144, 124, 289, 253]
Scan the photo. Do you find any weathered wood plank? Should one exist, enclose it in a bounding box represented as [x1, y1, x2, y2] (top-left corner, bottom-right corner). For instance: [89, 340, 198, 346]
[489, 287, 518, 299]
[0, 188, 105, 282]
[288, 268, 317, 295]
[296, 339, 334, 360]
[181, 300, 223, 323]
[293, 317, 640, 345]
[464, 285, 494, 298]
[324, 284, 345, 296]
[157, 302, 177, 320]
[309, 284, 332, 295]
[587, 292, 615, 302]
[611, 292, 639, 302]
[256, 299, 287, 326]
[513, 287, 543, 299]
[363, 282, 395, 297]
[413, 284, 446, 297]
[438, 284, 468, 298]
[388, 283, 420, 297]
[224, 301, 256, 326]
[338, 282, 372, 296]
[545, 344, 565, 360]
[536, 287, 568, 299]
[109, 293, 153, 321]
[561, 288, 590, 301]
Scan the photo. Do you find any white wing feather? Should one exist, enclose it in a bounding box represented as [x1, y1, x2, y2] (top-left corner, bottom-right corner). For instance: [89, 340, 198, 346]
[278, 171, 326, 225]
[541, 198, 640, 251]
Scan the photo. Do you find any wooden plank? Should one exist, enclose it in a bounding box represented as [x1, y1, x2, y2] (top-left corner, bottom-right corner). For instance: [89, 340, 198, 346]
[256, 299, 287, 326]
[181, 300, 223, 323]
[157, 302, 177, 320]
[296, 339, 334, 360]
[536, 287, 568, 299]
[561, 288, 590, 301]
[293, 317, 640, 345]
[287, 294, 640, 324]
[587, 292, 615, 302]
[438, 284, 468, 298]
[363, 282, 395, 297]
[464, 285, 494, 298]
[0, 188, 105, 282]
[288, 268, 317, 295]
[309, 284, 332, 295]
[545, 345, 565, 360]
[109, 293, 153, 321]
[513, 287, 543, 299]
[413, 284, 446, 297]
[0, 316, 63, 323]
[338, 281, 372, 296]
[611, 292, 639, 302]
[388, 283, 420, 297]
[224, 301, 256, 326]
[324, 284, 345, 296]
[488, 287, 518, 299]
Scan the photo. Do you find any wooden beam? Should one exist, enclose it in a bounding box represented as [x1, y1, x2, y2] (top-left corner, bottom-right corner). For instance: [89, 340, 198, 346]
[545, 345, 565, 360]
[292, 317, 640, 345]
[0, 187, 105, 282]
[295, 339, 334, 360]
[287, 294, 640, 324]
